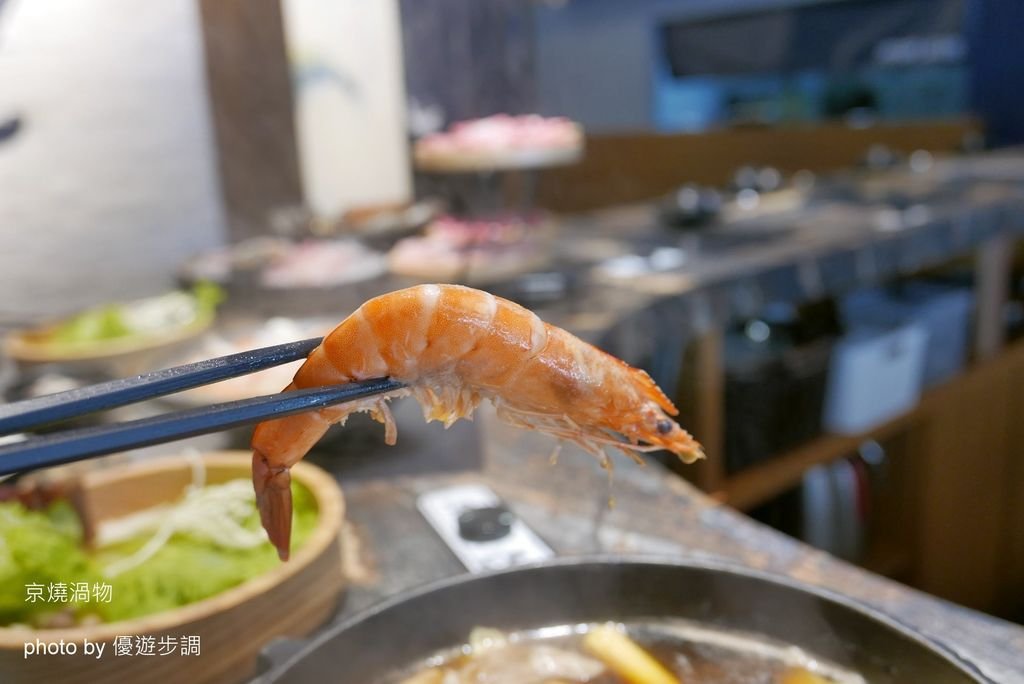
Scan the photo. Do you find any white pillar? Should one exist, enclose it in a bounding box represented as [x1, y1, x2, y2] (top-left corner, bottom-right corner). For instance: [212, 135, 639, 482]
[281, 0, 412, 221]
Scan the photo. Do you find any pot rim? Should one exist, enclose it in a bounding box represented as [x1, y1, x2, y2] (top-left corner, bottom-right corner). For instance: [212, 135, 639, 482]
[261, 553, 988, 683]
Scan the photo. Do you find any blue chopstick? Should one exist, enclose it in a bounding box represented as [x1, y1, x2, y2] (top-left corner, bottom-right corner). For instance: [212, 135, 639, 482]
[0, 377, 404, 475]
[0, 337, 325, 435]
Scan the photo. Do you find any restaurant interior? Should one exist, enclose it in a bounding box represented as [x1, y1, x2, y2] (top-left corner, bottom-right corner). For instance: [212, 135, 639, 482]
[1, 1, 1023, 682]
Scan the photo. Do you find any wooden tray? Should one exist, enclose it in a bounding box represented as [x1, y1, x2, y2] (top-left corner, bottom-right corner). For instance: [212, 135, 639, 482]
[0, 452, 346, 684]
[4, 314, 213, 365]
[414, 144, 583, 174]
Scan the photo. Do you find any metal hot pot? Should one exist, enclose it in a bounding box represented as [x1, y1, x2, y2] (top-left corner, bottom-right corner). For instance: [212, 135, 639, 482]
[257, 557, 986, 683]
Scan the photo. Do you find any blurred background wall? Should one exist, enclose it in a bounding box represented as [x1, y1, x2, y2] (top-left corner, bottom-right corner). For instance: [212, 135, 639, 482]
[399, 0, 536, 126]
[535, 0, 967, 133]
[965, 0, 1024, 146]
[0, 0, 226, 320]
[0, 0, 1021, 320]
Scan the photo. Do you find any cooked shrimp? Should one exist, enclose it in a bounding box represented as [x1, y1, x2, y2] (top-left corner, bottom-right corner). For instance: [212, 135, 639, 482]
[251, 284, 703, 559]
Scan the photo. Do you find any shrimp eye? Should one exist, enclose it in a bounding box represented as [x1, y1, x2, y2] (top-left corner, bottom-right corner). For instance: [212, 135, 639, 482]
[656, 419, 673, 435]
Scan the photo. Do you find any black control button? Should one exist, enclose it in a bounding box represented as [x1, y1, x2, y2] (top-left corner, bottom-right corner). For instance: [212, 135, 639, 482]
[457, 505, 514, 542]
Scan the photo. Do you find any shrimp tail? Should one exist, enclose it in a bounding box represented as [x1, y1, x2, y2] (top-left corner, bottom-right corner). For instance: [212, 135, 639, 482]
[252, 449, 292, 561]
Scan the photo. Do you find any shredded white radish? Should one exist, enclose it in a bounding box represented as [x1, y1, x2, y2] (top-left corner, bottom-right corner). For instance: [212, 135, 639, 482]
[98, 454, 267, 578]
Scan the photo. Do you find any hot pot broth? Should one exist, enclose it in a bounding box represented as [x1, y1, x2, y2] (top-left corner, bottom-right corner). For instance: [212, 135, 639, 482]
[386, 620, 864, 684]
